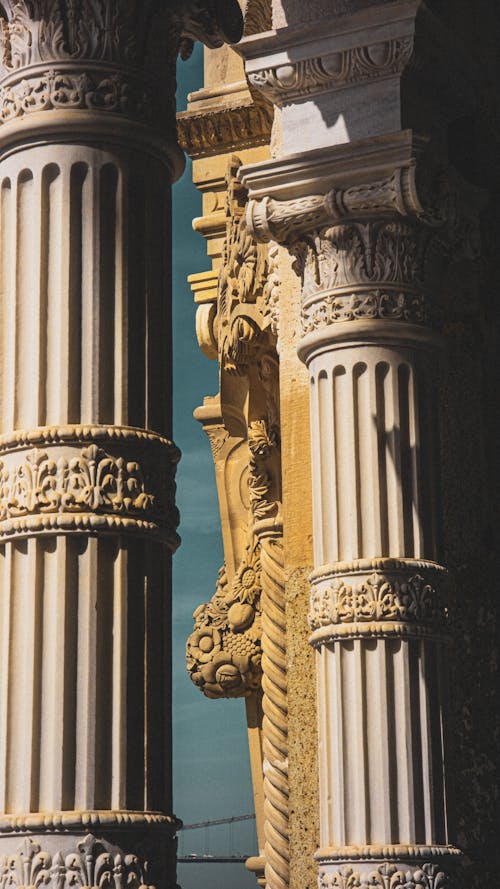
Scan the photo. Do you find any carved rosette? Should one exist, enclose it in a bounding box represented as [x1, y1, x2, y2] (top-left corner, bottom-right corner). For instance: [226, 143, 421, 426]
[0, 426, 180, 549]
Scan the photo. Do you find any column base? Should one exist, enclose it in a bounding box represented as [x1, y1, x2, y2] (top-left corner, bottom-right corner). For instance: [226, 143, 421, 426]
[0, 812, 180, 889]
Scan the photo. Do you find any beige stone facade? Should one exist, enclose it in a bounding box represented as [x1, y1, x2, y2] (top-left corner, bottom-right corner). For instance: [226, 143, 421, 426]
[0, 1, 498, 889]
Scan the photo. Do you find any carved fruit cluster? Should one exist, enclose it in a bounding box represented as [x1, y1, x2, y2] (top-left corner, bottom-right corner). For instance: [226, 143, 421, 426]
[0, 834, 154, 889]
[186, 547, 262, 699]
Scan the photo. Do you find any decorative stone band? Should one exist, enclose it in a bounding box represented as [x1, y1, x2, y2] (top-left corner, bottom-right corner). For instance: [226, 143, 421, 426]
[177, 97, 273, 159]
[0, 830, 177, 889]
[245, 165, 442, 247]
[318, 861, 459, 889]
[247, 37, 414, 106]
[0, 810, 179, 834]
[0, 425, 180, 549]
[309, 559, 447, 644]
[186, 541, 263, 699]
[316, 845, 463, 863]
[0, 63, 161, 128]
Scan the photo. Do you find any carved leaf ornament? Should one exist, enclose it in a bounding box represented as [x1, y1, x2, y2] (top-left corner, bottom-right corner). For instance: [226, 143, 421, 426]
[0, 446, 155, 520]
[0, 835, 151, 889]
[320, 864, 448, 889]
[309, 573, 446, 631]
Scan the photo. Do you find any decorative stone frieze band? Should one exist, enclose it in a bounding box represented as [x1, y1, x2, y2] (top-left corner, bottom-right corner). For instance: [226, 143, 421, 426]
[247, 37, 414, 106]
[177, 97, 273, 159]
[0, 832, 175, 889]
[0, 428, 179, 547]
[309, 561, 447, 633]
[318, 863, 449, 889]
[245, 164, 439, 245]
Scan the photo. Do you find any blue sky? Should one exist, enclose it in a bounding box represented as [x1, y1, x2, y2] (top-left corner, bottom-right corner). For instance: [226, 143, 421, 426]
[172, 45, 258, 889]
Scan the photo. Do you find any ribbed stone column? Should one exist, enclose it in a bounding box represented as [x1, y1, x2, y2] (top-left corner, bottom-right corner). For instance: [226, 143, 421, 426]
[0, 1, 242, 886]
[242, 130, 478, 888]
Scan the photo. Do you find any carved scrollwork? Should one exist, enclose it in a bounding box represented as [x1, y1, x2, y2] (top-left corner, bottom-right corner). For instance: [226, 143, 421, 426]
[319, 863, 448, 889]
[248, 38, 414, 105]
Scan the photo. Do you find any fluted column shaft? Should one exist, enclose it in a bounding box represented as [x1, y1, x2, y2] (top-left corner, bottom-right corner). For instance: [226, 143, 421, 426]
[0, 0, 243, 885]
[243, 135, 472, 888]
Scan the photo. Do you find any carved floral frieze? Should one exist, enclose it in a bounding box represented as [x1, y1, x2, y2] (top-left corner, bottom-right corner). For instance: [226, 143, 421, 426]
[0, 834, 155, 889]
[0, 435, 179, 546]
[248, 38, 414, 105]
[309, 567, 447, 633]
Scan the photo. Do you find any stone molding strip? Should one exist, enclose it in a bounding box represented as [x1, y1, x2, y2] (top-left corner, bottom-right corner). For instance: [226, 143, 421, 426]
[0, 811, 180, 834]
[316, 845, 462, 862]
[309, 557, 446, 584]
[0, 424, 180, 456]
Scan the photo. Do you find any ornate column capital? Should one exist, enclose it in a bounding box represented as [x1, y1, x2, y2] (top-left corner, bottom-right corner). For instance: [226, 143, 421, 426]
[0, 0, 243, 173]
[242, 132, 483, 362]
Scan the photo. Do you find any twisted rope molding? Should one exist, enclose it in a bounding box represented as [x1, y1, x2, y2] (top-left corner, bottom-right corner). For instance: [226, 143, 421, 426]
[259, 530, 289, 889]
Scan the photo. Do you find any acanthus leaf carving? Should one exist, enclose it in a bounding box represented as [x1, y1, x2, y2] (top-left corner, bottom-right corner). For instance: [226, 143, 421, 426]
[186, 545, 263, 699]
[309, 569, 447, 632]
[320, 863, 448, 889]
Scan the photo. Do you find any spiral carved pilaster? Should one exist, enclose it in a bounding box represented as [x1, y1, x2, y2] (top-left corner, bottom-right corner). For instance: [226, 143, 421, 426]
[260, 529, 289, 889]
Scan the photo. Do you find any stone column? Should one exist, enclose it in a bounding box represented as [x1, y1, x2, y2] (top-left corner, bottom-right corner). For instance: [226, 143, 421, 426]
[243, 132, 480, 889]
[0, 1, 242, 886]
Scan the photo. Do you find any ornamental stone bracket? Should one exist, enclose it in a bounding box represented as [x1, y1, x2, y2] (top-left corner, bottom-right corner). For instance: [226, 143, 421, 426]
[184, 151, 289, 889]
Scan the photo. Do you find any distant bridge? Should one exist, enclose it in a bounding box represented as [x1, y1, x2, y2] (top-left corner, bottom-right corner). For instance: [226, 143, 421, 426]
[177, 813, 256, 863]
